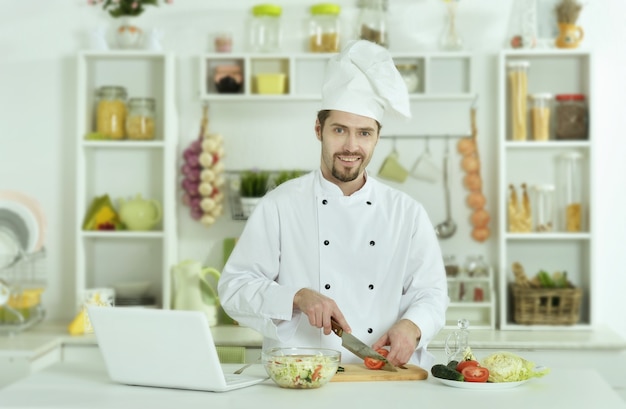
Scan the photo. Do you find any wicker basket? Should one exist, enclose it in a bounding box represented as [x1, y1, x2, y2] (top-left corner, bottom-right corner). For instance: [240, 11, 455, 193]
[511, 284, 582, 325]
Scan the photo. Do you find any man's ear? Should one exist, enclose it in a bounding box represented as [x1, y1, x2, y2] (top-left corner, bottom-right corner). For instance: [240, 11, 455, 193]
[314, 119, 322, 141]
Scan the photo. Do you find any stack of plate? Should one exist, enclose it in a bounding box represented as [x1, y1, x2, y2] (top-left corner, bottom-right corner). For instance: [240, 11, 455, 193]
[0, 190, 47, 269]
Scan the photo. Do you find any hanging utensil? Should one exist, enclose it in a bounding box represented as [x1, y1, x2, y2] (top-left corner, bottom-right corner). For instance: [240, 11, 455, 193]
[435, 138, 457, 239]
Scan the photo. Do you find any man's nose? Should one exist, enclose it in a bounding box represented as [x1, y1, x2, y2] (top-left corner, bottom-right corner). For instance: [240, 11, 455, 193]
[343, 132, 358, 151]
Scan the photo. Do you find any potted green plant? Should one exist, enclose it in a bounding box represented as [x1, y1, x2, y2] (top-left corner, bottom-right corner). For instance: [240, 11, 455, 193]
[239, 170, 270, 218]
[272, 170, 304, 188]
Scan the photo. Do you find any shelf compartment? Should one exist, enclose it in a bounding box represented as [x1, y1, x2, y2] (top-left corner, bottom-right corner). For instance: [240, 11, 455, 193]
[249, 57, 290, 95]
[426, 55, 472, 94]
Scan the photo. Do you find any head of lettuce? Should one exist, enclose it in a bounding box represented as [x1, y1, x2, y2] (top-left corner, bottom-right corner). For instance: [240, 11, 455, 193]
[481, 351, 550, 383]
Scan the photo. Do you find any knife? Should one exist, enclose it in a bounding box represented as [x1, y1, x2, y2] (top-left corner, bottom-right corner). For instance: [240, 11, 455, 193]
[330, 318, 397, 372]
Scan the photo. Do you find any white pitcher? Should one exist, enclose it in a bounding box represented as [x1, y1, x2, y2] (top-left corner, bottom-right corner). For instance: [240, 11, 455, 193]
[171, 260, 220, 326]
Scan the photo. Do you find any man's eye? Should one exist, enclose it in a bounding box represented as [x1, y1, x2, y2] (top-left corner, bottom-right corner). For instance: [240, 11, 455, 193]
[334, 127, 344, 134]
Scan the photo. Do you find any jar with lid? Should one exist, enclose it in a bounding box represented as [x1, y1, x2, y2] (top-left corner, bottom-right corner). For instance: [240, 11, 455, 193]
[356, 0, 388, 48]
[557, 152, 584, 232]
[506, 61, 529, 141]
[96, 86, 127, 140]
[395, 64, 420, 93]
[529, 93, 553, 141]
[463, 255, 489, 277]
[555, 94, 588, 140]
[248, 4, 282, 52]
[308, 3, 341, 53]
[532, 184, 555, 232]
[443, 254, 459, 277]
[126, 98, 156, 140]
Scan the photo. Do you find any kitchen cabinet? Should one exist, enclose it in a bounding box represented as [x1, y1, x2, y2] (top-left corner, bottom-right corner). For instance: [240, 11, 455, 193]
[199, 52, 475, 100]
[446, 267, 495, 330]
[497, 50, 594, 330]
[74, 51, 178, 311]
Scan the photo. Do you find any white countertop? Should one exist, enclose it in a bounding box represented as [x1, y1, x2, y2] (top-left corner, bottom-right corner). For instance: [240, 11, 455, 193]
[0, 362, 625, 409]
[2, 321, 626, 361]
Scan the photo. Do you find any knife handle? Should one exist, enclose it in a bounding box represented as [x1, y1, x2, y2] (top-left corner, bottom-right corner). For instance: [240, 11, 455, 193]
[330, 318, 343, 337]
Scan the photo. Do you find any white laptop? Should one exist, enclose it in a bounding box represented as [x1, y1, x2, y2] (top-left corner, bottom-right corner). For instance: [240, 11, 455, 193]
[87, 306, 267, 392]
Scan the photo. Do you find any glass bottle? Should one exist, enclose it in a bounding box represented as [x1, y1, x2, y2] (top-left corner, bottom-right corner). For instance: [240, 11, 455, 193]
[248, 4, 282, 52]
[308, 3, 341, 53]
[444, 318, 470, 363]
[356, 0, 388, 48]
[96, 86, 127, 140]
[126, 98, 156, 140]
[558, 152, 584, 232]
[506, 61, 530, 141]
[532, 184, 555, 232]
[440, 0, 463, 51]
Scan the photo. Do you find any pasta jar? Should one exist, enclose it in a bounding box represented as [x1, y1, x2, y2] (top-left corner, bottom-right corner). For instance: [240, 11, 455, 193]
[557, 152, 584, 232]
[96, 86, 127, 140]
[248, 4, 282, 52]
[532, 184, 555, 232]
[506, 61, 529, 141]
[529, 93, 553, 141]
[308, 3, 341, 53]
[555, 93, 588, 140]
[126, 98, 156, 140]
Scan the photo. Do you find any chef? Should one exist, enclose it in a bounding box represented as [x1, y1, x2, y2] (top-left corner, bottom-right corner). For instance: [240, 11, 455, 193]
[218, 40, 448, 369]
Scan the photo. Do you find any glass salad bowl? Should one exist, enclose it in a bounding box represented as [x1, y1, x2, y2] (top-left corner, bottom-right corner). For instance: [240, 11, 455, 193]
[261, 347, 341, 389]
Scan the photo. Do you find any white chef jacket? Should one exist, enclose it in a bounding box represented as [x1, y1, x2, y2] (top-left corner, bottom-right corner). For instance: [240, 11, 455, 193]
[218, 169, 448, 368]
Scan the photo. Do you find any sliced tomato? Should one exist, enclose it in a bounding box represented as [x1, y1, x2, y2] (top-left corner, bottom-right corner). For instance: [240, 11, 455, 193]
[363, 348, 389, 370]
[456, 359, 479, 373]
[461, 366, 489, 383]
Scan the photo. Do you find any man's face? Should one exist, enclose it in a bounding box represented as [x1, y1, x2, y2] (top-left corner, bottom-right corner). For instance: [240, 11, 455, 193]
[315, 110, 379, 188]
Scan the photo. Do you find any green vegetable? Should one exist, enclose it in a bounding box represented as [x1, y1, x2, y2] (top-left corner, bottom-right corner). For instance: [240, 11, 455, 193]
[537, 270, 555, 288]
[447, 360, 459, 370]
[480, 352, 550, 383]
[431, 364, 464, 381]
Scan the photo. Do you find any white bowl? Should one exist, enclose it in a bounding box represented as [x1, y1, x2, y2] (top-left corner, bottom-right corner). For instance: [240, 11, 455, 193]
[262, 347, 340, 389]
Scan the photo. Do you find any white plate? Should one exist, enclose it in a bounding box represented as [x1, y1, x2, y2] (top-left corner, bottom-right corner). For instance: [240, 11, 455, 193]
[435, 378, 530, 389]
[0, 201, 38, 253]
[0, 191, 46, 252]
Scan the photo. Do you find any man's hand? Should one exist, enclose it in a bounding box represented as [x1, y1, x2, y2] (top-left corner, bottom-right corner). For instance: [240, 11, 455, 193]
[372, 319, 421, 367]
[293, 288, 351, 335]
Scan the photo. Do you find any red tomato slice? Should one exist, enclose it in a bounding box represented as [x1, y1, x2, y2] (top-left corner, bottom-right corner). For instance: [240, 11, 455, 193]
[462, 366, 490, 383]
[456, 360, 479, 373]
[363, 348, 389, 370]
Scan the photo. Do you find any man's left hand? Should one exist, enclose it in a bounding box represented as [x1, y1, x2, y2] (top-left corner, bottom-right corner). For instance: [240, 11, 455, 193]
[371, 319, 421, 367]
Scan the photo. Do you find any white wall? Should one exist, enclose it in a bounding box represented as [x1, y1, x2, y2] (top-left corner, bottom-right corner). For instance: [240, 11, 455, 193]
[1, 0, 624, 339]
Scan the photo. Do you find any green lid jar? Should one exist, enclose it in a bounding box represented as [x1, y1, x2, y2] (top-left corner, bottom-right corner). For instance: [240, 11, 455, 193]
[308, 3, 341, 53]
[249, 4, 282, 52]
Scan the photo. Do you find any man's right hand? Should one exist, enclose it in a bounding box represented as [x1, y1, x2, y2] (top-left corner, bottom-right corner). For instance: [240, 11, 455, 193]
[293, 288, 351, 335]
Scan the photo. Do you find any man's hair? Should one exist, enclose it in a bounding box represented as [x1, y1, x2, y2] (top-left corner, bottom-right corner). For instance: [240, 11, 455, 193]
[316, 110, 382, 134]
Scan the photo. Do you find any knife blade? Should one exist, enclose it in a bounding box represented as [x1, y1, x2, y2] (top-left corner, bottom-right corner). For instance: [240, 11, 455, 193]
[330, 318, 397, 372]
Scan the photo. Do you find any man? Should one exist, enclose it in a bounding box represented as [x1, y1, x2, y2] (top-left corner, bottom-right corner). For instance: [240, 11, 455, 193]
[218, 40, 448, 368]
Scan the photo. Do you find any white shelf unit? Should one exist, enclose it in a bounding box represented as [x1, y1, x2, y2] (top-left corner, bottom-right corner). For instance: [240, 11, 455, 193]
[74, 51, 178, 311]
[446, 267, 496, 330]
[199, 52, 475, 101]
[497, 49, 594, 330]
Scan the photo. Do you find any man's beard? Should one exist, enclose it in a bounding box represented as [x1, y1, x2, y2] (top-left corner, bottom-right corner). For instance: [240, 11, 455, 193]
[331, 157, 361, 182]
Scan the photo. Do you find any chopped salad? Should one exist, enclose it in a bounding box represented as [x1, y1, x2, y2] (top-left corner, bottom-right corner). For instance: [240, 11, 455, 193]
[264, 354, 339, 389]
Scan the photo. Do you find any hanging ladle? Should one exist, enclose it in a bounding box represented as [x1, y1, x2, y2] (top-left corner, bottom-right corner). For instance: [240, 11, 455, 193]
[435, 138, 457, 239]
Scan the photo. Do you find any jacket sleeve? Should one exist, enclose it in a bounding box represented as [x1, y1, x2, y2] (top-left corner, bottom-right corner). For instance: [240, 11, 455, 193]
[217, 196, 302, 341]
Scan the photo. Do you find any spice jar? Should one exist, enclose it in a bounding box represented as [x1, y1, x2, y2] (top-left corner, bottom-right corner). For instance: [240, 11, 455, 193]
[506, 61, 529, 141]
[308, 3, 341, 53]
[557, 152, 584, 232]
[248, 4, 282, 52]
[532, 184, 555, 232]
[356, 0, 388, 48]
[395, 64, 420, 93]
[529, 93, 553, 141]
[463, 255, 489, 277]
[555, 94, 588, 140]
[126, 98, 155, 140]
[96, 86, 127, 140]
[443, 254, 459, 277]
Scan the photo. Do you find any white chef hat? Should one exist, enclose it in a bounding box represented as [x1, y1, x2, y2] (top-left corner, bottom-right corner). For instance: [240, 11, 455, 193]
[320, 40, 411, 123]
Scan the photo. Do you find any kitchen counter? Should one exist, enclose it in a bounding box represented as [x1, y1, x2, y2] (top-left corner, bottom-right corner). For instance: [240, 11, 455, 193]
[0, 361, 625, 409]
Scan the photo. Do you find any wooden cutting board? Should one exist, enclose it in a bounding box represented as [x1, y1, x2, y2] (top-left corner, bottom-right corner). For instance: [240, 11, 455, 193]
[331, 364, 428, 382]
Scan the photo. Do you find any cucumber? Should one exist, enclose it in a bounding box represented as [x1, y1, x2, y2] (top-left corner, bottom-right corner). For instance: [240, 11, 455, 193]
[431, 364, 464, 381]
[447, 360, 459, 370]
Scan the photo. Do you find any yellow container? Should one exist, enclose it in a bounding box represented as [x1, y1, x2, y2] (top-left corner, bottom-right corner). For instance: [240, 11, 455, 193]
[255, 73, 286, 94]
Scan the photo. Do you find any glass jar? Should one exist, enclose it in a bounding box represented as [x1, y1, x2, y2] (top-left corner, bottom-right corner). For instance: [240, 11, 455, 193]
[463, 255, 489, 277]
[558, 152, 584, 232]
[555, 94, 588, 140]
[126, 98, 156, 140]
[395, 64, 419, 93]
[356, 0, 388, 48]
[529, 93, 553, 141]
[96, 86, 127, 140]
[506, 61, 529, 141]
[443, 254, 459, 277]
[532, 184, 555, 232]
[248, 4, 282, 52]
[308, 3, 341, 53]
[440, 0, 463, 51]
